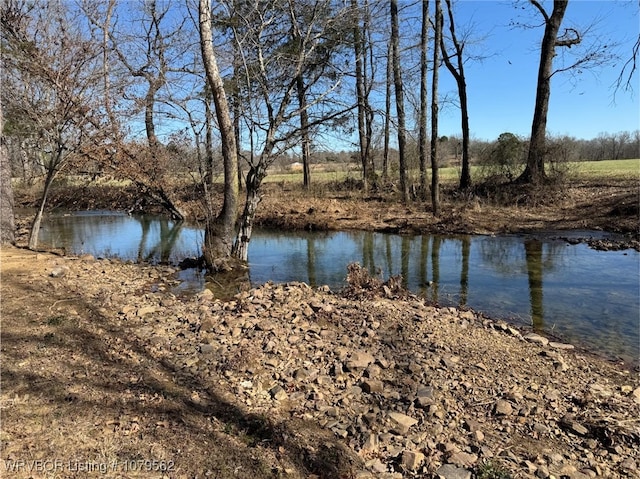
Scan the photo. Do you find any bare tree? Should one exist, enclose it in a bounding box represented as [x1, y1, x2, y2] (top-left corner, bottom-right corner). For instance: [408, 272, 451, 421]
[418, 0, 430, 199]
[224, 0, 350, 261]
[441, 0, 471, 190]
[0, 88, 14, 245]
[1, 0, 106, 249]
[103, 0, 190, 219]
[430, 0, 443, 216]
[517, 0, 614, 184]
[390, 0, 409, 204]
[199, 0, 240, 271]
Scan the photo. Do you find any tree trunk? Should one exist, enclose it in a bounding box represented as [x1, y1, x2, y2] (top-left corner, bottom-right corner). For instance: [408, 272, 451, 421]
[383, 38, 392, 180]
[199, 0, 240, 271]
[391, 0, 408, 204]
[352, 0, 369, 191]
[518, 0, 570, 184]
[231, 165, 265, 262]
[419, 0, 429, 198]
[0, 100, 14, 245]
[430, 0, 443, 216]
[28, 156, 59, 250]
[296, 75, 312, 189]
[442, 0, 471, 190]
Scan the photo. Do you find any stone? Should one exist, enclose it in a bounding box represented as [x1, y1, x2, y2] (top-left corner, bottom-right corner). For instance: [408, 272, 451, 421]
[50, 266, 70, 278]
[447, 451, 477, 467]
[401, 450, 425, 471]
[494, 399, 513, 416]
[136, 305, 157, 316]
[549, 341, 575, 350]
[436, 464, 472, 479]
[632, 387, 640, 403]
[199, 343, 215, 354]
[346, 351, 375, 371]
[362, 433, 379, 451]
[524, 333, 549, 346]
[269, 385, 288, 401]
[560, 415, 589, 436]
[361, 379, 384, 394]
[388, 412, 419, 434]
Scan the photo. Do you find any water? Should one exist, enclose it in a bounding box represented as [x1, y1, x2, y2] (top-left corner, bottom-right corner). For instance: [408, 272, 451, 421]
[38, 211, 640, 363]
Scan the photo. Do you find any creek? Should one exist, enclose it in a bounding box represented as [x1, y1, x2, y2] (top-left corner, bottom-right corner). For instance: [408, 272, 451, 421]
[38, 210, 639, 363]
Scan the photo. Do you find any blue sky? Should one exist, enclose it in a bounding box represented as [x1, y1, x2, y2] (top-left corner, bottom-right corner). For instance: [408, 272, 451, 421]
[432, 0, 639, 141]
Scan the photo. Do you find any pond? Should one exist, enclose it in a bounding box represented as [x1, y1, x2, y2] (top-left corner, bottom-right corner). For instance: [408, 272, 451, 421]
[38, 210, 639, 364]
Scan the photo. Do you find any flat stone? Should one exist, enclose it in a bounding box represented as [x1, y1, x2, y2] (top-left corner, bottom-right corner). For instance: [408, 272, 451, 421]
[199, 343, 215, 354]
[549, 341, 575, 350]
[401, 450, 425, 471]
[524, 333, 549, 346]
[388, 412, 418, 434]
[436, 464, 472, 479]
[136, 305, 157, 316]
[447, 451, 477, 467]
[346, 351, 375, 370]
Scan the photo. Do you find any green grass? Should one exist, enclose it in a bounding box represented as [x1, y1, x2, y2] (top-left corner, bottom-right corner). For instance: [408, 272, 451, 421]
[571, 158, 639, 179]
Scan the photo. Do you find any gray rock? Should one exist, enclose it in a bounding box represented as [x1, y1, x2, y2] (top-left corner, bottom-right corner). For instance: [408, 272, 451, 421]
[549, 341, 575, 350]
[524, 333, 549, 346]
[436, 464, 472, 479]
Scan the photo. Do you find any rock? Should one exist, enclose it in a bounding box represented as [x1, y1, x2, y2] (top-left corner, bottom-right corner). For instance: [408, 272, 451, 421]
[199, 343, 215, 354]
[401, 450, 425, 471]
[136, 305, 157, 316]
[560, 415, 589, 436]
[549, 341, 575, 350]
[269, 385, 287, 401]
[632, 387, 640, 403]
[50, 266, 70, 278]
[494, 399, 513, 416]
[361, 379, 384, 394]
[362, 433, 379, 451]
[388, 412, 418, 434]
[448, 451, 477, 467]
[524, 333, 549, 346]
[436, 464, 472, 479]
[346, 351, 375, 371]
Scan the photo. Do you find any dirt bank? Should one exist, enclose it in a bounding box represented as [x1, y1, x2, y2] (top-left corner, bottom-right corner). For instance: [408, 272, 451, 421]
[1, 246, 638, 478]
[13, 177, 640, 251]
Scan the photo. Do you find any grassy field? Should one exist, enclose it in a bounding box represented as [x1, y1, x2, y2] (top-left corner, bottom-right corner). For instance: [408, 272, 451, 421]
[264, 158, 640, 185]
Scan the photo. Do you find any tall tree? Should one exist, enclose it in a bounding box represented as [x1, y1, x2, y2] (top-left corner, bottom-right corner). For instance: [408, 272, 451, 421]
[430, 0, 443, 216]
[198, 0, 239, 271]
[390, 0, 408, 203]
[441, 0, 471, 190]
[418, 0, 430, 198]
[0, 88, 14, 245]
[351, 0, 375, 191]
[226, 0, 350, 261]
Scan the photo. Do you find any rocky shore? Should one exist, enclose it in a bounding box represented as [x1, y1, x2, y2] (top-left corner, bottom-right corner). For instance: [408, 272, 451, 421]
[2, 247, 638, 479]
